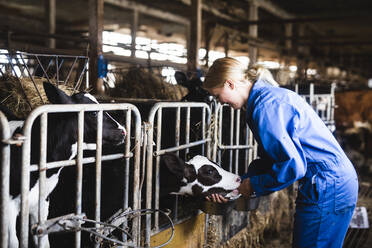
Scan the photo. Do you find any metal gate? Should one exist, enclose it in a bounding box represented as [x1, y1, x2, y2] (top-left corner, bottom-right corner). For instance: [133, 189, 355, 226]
[212, 103, 258, 175]
[0, 111, 11, 248]
[144, 102, 212, 246]
[295, 83, 336, 131]
[1, 103, 142, 248]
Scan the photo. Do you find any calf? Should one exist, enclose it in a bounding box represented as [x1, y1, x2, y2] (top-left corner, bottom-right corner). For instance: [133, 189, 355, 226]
[175, 71, 212, 103]
[8, 82, 126, 248]
[161, 153, 241, 200]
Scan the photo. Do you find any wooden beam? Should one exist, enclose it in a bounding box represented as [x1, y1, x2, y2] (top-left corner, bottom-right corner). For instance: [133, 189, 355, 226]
[45, 0, 56, 49]
[251, 0, 293, 19]
[89, 0, 104, 95]
[1, 40, 86, 56]
[130, 9, 138, 58]
[105, 0, 189, 25]
[187, 0, 202, 72]
[248, 2, 258, 66]
[180, 0, 238, 22]
[103, 53, 187, 71]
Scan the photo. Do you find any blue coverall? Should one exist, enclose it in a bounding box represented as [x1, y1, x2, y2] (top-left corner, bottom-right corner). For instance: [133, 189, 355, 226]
[244, 79, 358, 248]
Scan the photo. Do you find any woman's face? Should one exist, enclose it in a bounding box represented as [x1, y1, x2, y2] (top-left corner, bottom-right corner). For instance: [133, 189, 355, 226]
[207, 80, 248, 109]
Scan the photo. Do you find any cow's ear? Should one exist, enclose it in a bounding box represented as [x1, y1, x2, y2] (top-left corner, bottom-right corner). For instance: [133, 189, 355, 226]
[161, 153, 185, 179]
[43, 82, 73, 104]
[175, 71, 188, 87]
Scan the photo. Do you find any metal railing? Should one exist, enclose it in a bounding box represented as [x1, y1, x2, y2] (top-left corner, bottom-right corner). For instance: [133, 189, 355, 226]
[144, 102, 212, 246]
[212, 103, 258, 175]
[15, 103, 141, 248]
[0, 86, 338, 247]
[295, 83, 336, 131]
[0, 111, 11, 248]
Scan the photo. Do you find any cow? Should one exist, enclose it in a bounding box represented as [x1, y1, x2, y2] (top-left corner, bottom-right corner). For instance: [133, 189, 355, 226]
[7, 82, 126, 248]
[160, 153, 241, 200]
[174, 71, 212, 103]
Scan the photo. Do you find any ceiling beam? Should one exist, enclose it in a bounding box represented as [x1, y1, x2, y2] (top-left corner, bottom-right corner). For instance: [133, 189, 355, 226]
[105, 0, 190, 25]
[179, 0, 239, 22]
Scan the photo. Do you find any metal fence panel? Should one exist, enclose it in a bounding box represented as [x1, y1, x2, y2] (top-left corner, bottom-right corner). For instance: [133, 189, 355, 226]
[0, 111, 11, 248]
[17, 103, 141, 248]
[144, 102, 211, 246]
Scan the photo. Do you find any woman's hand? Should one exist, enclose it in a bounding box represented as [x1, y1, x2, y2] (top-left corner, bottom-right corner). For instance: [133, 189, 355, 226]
[205, 194, 228, 203]
[238, 178, 253, 198]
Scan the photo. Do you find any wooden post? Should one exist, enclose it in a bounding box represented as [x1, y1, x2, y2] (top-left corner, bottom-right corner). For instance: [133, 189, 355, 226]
[131, 9, 138, 58]
[89, 0, 104, 94]
[284, 23, 293, 65]
[224, 31, 229, 57]
[45, 0, 56, 49]
[187, 0, 202, 73]
[296, 24, 306, 79]
[203, 22, 214, 67]
[248, 2, 258, 66]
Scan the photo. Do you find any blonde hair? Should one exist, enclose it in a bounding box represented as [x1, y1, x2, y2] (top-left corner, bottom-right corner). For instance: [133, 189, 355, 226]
[204, 57, 279, 89]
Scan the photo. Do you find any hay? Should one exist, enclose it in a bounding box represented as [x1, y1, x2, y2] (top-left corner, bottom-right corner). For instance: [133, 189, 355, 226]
[0, 74, 75, 118]
[208, 188, 294, 248]
[107, 67, 188, 100]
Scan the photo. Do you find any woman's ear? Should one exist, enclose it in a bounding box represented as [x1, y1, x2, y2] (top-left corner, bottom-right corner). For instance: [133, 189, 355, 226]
[225, 79, 235, 90]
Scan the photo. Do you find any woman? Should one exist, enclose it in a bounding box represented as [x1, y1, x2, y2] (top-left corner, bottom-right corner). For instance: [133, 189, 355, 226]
[204, 57, 358, 248]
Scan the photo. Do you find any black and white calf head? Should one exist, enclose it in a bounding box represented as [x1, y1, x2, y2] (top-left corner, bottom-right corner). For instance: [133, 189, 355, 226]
[43, 82, 126, 147]
[161, 153, 241, 200]
[175, 71, 212, 103]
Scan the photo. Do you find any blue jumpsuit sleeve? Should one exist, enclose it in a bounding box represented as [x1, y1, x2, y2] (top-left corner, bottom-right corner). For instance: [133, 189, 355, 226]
[249, 101, 306, 196]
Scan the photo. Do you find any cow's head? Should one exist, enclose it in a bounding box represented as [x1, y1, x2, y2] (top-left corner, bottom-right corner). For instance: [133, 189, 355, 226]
[175, 71, 212, 103]
[43, 82, 126, 146]
[161, 153, 241, 200]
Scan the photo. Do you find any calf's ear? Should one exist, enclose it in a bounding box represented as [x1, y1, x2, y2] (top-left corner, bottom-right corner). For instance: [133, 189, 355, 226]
[161, 153, 186, 179]
[175, 71, 188, 87]
[43, 82, 73, 104]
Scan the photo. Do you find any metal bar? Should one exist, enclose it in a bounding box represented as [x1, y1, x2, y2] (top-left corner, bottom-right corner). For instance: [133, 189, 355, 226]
[174, 107, 181, 222]
[122, 109, 131, 243]
[202, 107, 206, 157]
[74, 58, 88, 93]
[38, 113, 48, 246]
[153, 139, 212, 156]
[0, 111, 11, 248]
[19, 54, 45, 104]
[218, 104, 223, 164]
[155, 108, 162, 232]
[35, 55, 52, 83]
[185, 107, 190, 157]
[310, 83, 314, 109]
[245, 125, 249, 172]
[29, 153, 127, 172]
[44, 57, 54, 76]
[21, 110, 32, 248]
[64, 56, 78, 85]
[94, 110, 103, 248]
[235, 109, 241, 174]
[55, 56, 59, 85]
[75, 110, 84, 247]
[229, 107, 234, 172]
[130, 107, 141, 246]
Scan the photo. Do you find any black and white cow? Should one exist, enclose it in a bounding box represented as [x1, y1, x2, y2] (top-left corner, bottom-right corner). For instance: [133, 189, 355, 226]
[175, 71, 212, 103]
[160, 153, 241, 200]
[7, 82, 126, 248]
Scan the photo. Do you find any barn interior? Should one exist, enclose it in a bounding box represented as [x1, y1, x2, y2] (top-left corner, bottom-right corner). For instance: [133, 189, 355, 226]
[0, 0, 372, 247]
